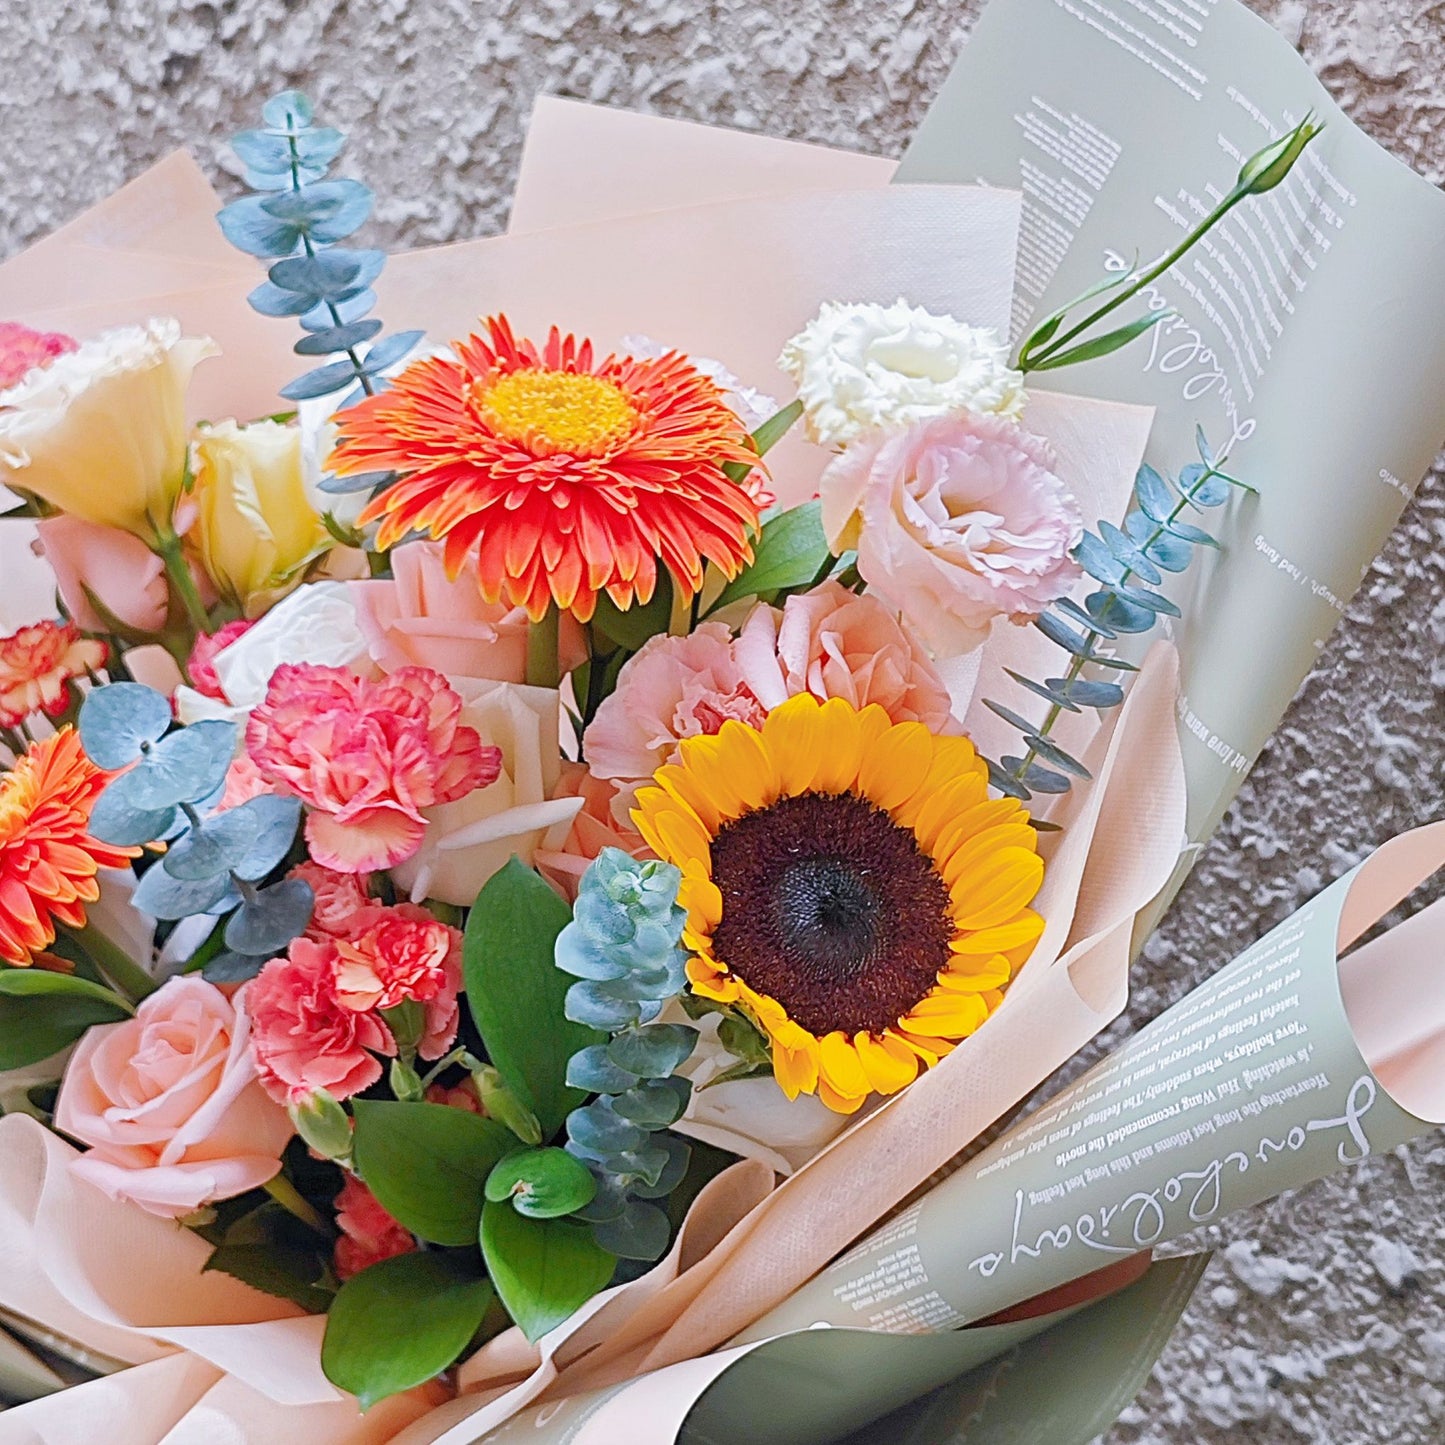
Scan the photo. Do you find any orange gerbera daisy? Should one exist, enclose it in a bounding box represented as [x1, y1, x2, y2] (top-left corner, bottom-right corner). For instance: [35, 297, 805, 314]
[332, 316, 762, 623]
[0, 729, 137, 965]
[632, 695, 1045, 1114]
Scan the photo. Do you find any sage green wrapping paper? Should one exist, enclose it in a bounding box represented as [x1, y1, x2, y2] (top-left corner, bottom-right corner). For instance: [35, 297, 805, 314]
[896, 0, 1445, 861]
[744, 822, 1445, 1340]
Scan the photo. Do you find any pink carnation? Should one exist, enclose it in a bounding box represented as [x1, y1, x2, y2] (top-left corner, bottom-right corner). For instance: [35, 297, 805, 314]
[186, 619, 256, 700]
[0, 322, 77, 393]
[244, 663, 502, 873]
[333, 1175, 416, 1281]
[583, 623, 765, 818]
[247, 937, 397, 1104]
[820, 413, 1083, 657]
[333, 907, 463, 1061]
[734, 581, 959, 733]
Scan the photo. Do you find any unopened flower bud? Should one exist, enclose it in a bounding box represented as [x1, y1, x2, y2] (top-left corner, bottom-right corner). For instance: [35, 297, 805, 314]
[1235, 114, 1321, 197]
[291, 1089, 353, 1163]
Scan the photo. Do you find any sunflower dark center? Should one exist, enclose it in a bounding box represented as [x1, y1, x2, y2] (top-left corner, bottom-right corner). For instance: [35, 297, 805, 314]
[709, 791, 955, 1036]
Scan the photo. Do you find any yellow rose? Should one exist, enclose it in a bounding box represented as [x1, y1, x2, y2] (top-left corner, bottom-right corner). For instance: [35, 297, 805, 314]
[190, 418, 331, 616]
[0, 319, 216, 538]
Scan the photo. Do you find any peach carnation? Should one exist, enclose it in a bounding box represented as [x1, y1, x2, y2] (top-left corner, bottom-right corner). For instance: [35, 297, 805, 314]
[247, 936, 397, 1104]
[244, 663, 502, 873]
[186, 620, 256, 700]
[0, 619, 106, 729]
[290, 861, 374, 940]
[820, 413, 1083, 657]
[734, 581, 959, 733]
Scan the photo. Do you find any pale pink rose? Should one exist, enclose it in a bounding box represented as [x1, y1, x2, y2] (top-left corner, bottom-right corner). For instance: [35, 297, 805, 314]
[734, 581, 959, 733]
[820, 413, 1083, 657]
[54, 977, 293, 1218]
[33, 514, 169, 635]
[584, 624, 765, 819]
[291, 861, 374, 939]
[333, 1174, 416, 1281]
[534, 763, 652, 902]
[247, 937, 397, 1104]
[245, 663, 502, 873]
[351, 541, 585, 682]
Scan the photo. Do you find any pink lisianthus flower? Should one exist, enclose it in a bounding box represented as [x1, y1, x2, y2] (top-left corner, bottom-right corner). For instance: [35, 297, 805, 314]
[54, 977, 293, 1218]
[734, 581, 959, 733]
[583, 623, 766, 821]
[333, 1175, 416, 1281]
[820, 413, 1084, 657]
[186, 619, 256, 700]
[247, 937, 397, 1104]
[244, 663, 502, 873]
[533, 763, 652, 901]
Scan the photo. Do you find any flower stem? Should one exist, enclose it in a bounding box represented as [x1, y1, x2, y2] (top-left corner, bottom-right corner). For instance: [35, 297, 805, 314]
[263, 1174, 332, 1236]
[154, 530, 211, 636]
[418, 1047, 468, 1091]
[526, 606, 561, 689]
[70, 922, 156, 1004]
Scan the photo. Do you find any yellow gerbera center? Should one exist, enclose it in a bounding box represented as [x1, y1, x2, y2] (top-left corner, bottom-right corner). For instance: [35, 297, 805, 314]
[477, 369, 640, 458]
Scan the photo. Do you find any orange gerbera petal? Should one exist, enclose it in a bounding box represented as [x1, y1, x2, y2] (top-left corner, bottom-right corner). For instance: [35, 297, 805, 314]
[335, 317, 762, 623]
[0, 729, 138, 965]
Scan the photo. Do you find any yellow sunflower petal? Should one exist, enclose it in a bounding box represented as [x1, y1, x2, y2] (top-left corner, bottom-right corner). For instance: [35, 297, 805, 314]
[949, 910, 1045, 955]
[938, 954, 1013, 991]
[902, 990, 990, 1037]
[760, 692, 827, 796]
[677, 875, 723, 932]
[939, 822, 1039, 887]
[774, 1040, 819, 1100]
[817, 1080, 869, 1114]
[817, 1030, 871, 1098]
[654, 762, 722, 833]
[950, 846, 1045, 930]
[856, 720, 935, 813]
[810, 697, 865, 794]
[889, 1029, 955, 1065]
[707, 719, 779, 813]
[854, 1031, 919, 1094]
[650, 807, 713, 874]
[909, 770, 992, 854]
[933, 798, 1029, 860]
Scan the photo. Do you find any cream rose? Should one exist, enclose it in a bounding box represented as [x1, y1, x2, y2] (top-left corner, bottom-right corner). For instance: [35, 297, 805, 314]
[54, 977, 293, 1218]
[189, 418, 330, 615]
[779, 299, 1024, 448]
[0, 319, 216, 538]
[820, 412, 1084, 657]
[390, 679, 584, 907]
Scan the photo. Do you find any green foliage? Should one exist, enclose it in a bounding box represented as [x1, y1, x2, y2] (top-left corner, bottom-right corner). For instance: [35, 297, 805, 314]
[464, 859, 604, 1139]
[480, 1202, 616, 1344]
[351, 1099, 515, 1247]
[203, 1244, 334, 1314]
[0, 970, 132, 1069]
[711, 500, 832, 612]
[484, 1148, 597, 1219]
[322, 1252, 494, 1408]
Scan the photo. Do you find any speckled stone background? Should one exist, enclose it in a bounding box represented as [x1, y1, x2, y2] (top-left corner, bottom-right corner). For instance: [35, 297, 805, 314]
[0, 0, 1440, 1440]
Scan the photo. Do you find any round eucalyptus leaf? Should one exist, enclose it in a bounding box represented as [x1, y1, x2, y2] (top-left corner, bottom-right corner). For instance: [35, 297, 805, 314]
[224, 878, 314, 956]
[261, 90, 314, 129]
[231, 794, 303, 881]
[78, 683, 171, 770]
[565, 1100, 647, 1160]
[132, 861, 237, 920]
[201, 951, 269, 984]
[124, 720, 238, 811]
[86, 781, 177, 847]
[591, 1200, 671, 1262]
[564, 1044, 637, 1095]
[484, 1147, 597, 1219]
[163, 805, 264, 882]
[611, 1077, 690, 1130]
[606, 1023, 697, 1080]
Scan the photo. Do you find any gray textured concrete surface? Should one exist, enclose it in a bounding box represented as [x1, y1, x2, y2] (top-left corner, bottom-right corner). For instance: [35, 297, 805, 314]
[0, 0, 1441, 1440]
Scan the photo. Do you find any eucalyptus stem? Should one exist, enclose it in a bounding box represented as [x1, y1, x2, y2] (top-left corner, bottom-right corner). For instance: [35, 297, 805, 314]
[70, 922, 156, 1004]
[263, 1174, 332, 1236]
[1007, 648, 1091, 786]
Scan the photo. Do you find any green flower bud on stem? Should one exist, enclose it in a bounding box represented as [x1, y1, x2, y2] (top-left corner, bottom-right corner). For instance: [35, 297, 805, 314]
[472, 1063, 544, 1145]
[291, 1089, 354, 1164]
[1234, 112, 1322, 197]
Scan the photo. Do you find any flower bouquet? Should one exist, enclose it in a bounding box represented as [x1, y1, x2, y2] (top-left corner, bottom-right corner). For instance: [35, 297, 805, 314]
[1, 0, 1444, 1439]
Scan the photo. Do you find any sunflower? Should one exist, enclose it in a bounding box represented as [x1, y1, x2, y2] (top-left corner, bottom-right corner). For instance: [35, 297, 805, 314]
[0, 729, 137, 965]
[632, 694, 1044, 1114]
[332, 316, 762, 623]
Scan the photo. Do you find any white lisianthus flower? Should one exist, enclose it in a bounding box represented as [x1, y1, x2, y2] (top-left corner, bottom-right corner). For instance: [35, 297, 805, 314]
[0, 319, 217, 538]
[174, 581, 369, 724]
[778, 299, 1024, 448]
